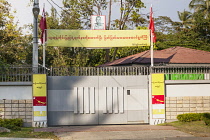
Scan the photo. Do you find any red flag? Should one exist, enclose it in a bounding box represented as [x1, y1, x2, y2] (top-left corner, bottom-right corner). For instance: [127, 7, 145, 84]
[149, 7, 156, 43]
[39, 8, 47, 44]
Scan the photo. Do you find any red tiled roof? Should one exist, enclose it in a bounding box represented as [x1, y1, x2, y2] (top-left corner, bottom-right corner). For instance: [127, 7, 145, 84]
[99, 47, 210, 67]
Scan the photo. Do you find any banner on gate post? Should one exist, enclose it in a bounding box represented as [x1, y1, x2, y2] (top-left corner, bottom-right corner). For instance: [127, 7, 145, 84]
[32, 74, 47, 127]
[151, 74, 165, 119]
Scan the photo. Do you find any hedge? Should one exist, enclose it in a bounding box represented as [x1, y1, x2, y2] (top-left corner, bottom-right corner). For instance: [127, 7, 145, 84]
[177, 113, 203, 122]
[0, 118, 23, 130]
[177, 113, 210, 125]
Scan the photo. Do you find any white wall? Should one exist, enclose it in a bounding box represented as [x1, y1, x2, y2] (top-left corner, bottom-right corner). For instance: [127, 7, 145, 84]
[166, 84, 210, 97]
[0, 86, 32, 99]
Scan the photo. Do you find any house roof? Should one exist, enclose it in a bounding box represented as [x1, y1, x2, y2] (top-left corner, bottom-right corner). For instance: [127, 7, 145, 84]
[99, 46, 210, 67]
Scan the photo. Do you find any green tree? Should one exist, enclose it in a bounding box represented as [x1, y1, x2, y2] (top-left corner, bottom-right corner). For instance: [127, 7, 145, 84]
[0, 0, 32, 66]
[38, 7, 71, 67]
[107, 0, 146, 62]
[189, 0, 210, 45]
[112, 0, 145, 30]
[155, 14, 209, 51]
[61, 0, 108, 29]
[177, 9, 192, 28]
[0, 0, 19, 45]
[189, 0, 210, 18]
[192, 12, 210, 44]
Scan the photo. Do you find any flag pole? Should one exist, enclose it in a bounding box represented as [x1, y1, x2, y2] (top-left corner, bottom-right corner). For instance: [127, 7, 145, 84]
[151, 29, 154, 67]
[150, 4, 154, 67]
[43, 3, 46, 68]
[43, 30, 46, 67]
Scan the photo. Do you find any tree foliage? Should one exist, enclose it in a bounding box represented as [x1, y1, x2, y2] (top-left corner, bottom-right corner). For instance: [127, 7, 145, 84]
[0, 1, 19, 44]
[0, 1, 32, 66]
[111, 0, 145, 30]
[155, 0, 210, 51]
[189, 0, 210, 18]
[177, 9, 192, 28]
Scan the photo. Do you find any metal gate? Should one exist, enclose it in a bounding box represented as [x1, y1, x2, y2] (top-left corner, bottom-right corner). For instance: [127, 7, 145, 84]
[47, 76, 149, 126]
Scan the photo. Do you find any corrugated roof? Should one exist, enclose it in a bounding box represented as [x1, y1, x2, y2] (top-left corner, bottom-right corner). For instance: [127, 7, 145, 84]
[99, 47, 210, 67]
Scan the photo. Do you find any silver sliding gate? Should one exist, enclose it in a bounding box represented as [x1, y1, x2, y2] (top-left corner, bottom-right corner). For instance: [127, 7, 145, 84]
[47, 76, 149, 126]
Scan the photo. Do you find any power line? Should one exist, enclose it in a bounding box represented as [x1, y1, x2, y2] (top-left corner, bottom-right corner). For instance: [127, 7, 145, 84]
[46, 0, 61, 17]
[49, 0, 64, 11]
[46, 0, 81, 29]
[49, 0, 71, 15]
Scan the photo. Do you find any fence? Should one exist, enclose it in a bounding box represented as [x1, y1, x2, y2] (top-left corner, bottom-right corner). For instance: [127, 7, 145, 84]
[0, 65, 49, 82]
[1, 66, 210, 82]
[152, 66, 210, 74]
[49, 66, 150, 76]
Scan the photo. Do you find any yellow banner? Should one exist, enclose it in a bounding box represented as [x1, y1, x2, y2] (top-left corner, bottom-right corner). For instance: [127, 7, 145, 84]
[33, 74, 47, 97]
[47, 30, 150, 47]
[152, 74, 165, 95]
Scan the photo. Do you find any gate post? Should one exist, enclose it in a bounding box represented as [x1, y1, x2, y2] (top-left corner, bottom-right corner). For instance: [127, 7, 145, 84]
[32, 74, 47, 127]
[150, 73, 165, 125]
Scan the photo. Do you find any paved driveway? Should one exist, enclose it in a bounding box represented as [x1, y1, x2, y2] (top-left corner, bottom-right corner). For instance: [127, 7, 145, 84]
[34, 125, 210, 140]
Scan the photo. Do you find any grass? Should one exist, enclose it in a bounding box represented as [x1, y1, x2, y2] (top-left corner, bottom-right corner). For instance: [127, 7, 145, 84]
[0, 127, 59, 140]
[159, 121, 210, 137]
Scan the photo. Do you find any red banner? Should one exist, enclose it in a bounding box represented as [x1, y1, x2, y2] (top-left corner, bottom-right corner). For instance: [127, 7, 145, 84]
[152, 95, 164, 104]
[33, 96, 46, 106]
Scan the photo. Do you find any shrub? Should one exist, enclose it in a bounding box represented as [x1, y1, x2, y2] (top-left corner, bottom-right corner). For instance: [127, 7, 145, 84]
[203, 113, 210, 126]
[203, 113, 210, 119]
[177, 113, 210, 126]
[177, 113, 203, 122]
[11, 118, 23, 127]
[0, 118, 23, 130]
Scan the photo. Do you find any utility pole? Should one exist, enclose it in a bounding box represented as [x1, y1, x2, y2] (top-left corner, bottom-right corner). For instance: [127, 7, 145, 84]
[32, 0, 40, 73]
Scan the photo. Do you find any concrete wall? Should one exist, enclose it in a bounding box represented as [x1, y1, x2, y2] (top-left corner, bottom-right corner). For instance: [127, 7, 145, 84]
[0, 99, 33, 127]
[0, 82, 32, 99]
[165, 80, 210, 122]
[165, 96, 210, 122]
[166, 84, 210, 97]
[166, 81, 210, 97]
[0, 82, 33, 127]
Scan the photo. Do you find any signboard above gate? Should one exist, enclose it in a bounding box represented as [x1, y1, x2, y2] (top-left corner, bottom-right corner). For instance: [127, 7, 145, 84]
[47, 30, 150, 47]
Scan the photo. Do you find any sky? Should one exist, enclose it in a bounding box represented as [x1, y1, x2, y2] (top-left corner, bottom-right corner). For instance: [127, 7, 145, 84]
[7, 0, 192, 33]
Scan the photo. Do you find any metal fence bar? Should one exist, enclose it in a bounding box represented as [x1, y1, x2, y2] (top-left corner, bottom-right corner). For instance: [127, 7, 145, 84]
[45, 66, 152, 76]
[1, 66, 210, 81]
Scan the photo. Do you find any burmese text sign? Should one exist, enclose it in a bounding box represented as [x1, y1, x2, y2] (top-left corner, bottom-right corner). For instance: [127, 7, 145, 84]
[151, 74, 165, 119]
[33, 74, 47, 122]
[47, 30, 150, 47]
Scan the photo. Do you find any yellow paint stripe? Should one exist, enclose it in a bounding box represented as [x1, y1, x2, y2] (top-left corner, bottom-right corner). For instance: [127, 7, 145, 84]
[152, 109, 165, 114]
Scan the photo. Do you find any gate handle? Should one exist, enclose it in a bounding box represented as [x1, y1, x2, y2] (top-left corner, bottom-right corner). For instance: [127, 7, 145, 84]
[127, 90, 130, 95]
